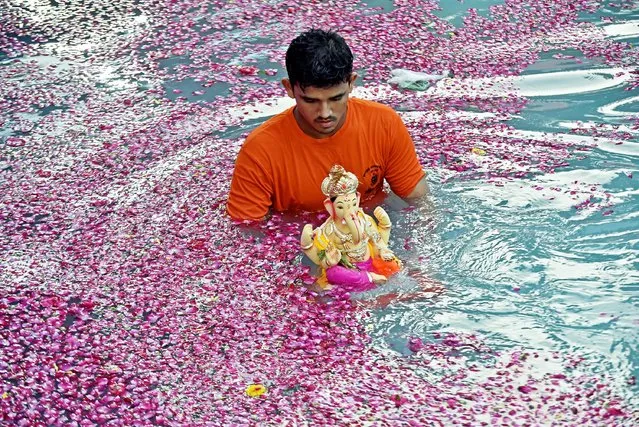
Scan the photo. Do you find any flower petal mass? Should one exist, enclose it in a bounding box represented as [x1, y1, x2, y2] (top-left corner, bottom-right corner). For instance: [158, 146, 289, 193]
[0, 0, 637, 425]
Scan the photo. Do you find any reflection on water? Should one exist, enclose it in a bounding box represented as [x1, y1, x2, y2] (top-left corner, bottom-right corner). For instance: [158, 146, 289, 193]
[515, 68, 632, 96]
[600, 95, 639, 117]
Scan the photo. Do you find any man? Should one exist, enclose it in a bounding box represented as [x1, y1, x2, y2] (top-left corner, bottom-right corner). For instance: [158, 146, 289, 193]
[227, 29, 429, 221]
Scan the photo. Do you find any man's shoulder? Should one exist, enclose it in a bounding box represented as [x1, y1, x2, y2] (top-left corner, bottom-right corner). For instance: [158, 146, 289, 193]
[351, 97, 396, 113]
[242, 108, 293, 151]
[350, 97, 400, 121]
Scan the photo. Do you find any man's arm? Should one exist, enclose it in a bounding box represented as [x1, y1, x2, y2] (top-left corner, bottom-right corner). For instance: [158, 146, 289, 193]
[227, 148, 273, 221]
[405, 174, 435, 222]
[405, 174, 430, 199]
[384, 111, 430, 202]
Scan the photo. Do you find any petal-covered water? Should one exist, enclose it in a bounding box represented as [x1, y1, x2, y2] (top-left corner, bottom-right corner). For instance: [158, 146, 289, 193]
[1, 0, 638, 425]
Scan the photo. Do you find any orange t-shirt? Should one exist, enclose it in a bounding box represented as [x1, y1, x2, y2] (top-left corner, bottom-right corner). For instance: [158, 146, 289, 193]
[227, 98, 425, 220]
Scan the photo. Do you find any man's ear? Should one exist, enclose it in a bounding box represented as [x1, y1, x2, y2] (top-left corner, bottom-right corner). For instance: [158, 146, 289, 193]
[348, 73, 358, 91]
[323, 199, 335, 218]
[282, 78, 295, 98]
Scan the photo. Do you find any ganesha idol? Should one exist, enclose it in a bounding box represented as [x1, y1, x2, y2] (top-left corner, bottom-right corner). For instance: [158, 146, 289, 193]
[300, 165, 402, 291]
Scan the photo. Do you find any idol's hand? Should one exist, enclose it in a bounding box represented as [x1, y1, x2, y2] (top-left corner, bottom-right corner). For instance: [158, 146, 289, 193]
[373, 206, 391, 229]
[379, 247, 396, 262]
[300, 224, 314, 251]
[323, 242, 342, 268]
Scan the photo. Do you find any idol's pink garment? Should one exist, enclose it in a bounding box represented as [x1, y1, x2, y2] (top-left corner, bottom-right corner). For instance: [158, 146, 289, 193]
[325, 258, 377, 292]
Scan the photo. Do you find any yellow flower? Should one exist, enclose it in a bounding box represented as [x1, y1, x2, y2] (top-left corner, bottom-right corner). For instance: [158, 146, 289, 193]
[1, 392, 8, 399]
[471, 147, 486, 156]
[245, 384, 267, 397]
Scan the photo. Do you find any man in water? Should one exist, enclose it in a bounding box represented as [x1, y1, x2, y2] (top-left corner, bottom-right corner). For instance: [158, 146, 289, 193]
[227, 29, 429, 221]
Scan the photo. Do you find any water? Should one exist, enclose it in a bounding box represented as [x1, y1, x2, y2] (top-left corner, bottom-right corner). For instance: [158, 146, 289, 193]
[1, 0, 638, 423]
[359, 0, 639, 398]
[336, 0, 639, 409]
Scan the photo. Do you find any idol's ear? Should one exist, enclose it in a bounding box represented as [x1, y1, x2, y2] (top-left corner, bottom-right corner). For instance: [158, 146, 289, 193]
[282, 78, 295, 98]
[323, 198, 335, 218]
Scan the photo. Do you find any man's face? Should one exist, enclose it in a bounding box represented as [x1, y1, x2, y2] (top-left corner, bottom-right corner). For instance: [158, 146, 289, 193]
[283, 74, 356, 139]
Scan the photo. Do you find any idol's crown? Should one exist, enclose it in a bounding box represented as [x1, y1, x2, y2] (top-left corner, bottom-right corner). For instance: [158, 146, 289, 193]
[321, 165, 359, 198]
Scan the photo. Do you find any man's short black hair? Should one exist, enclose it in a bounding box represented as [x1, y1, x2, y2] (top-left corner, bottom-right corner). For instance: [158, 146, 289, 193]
[285, 29, 354, 90]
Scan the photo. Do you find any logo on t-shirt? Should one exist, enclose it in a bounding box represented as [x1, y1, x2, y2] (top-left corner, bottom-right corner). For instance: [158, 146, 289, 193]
[363, 165, 382, 199]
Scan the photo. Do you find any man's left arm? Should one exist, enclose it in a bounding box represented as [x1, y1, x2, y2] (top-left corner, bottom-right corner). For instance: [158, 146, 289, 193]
[384, 111, 430, 201]
[405, 175, 430, 199]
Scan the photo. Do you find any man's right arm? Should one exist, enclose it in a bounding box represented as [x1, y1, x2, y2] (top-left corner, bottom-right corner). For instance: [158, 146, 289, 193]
[227, 148, 273, 221]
